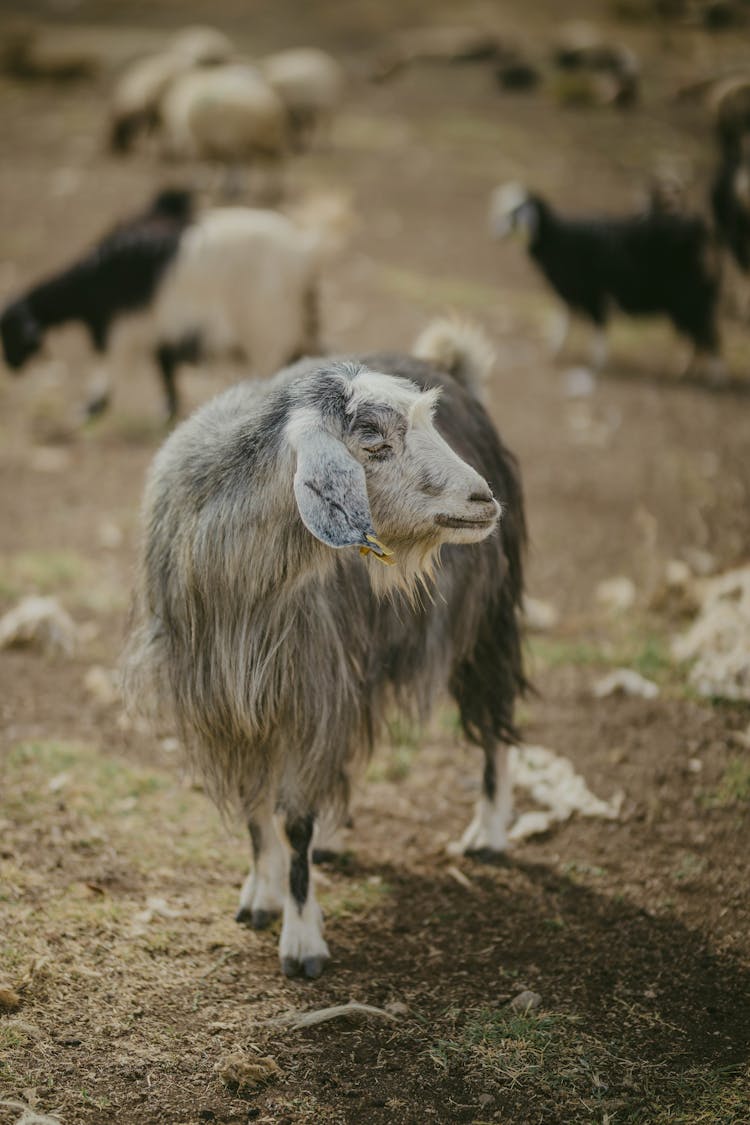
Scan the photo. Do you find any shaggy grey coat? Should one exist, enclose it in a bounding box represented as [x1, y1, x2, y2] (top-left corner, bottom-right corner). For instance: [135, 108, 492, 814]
[126, 354, 523, 815]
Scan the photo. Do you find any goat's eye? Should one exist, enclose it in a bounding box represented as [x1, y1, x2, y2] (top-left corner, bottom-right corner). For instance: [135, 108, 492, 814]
[364, 442, 392, 459]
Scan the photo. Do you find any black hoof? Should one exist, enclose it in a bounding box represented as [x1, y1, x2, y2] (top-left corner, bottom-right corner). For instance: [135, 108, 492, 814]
[466, 846, 510, 866]
[302, 955, 328, 980]
[235, 906, 277, 929]
[84, 394, 110, 421]
[281, 955, 328, 980]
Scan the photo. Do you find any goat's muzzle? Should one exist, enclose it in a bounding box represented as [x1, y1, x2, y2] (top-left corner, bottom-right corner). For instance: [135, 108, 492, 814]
[435, 497, 500, 531]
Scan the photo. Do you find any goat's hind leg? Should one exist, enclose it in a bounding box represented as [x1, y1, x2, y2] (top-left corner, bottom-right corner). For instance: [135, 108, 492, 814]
[279, 811, 330, 979]
[448, 743, 513, 858]
[236, 796, 286, 930]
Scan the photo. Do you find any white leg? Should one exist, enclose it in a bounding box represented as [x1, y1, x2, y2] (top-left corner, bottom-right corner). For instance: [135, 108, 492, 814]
[448, 745, 513, 856]
[590, 326, 609, 370]
[236, 797, 286, 929]
[83, 366, 112, 420]
[548, 308, 571, 359]
[279, 813, 329, 979]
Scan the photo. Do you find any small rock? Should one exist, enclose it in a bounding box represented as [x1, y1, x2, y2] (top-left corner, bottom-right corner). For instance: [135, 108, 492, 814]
[563, 365, 597, 398]
[595, 575, 636, 614]
[593, 668, 660, 700]
[385, 1000, 409, 1016]
[97, 520, 123, 550]
[0, 987, 21, 1012]
[682, 548, 717, 577]
[84, 665, 119, 706]
[523, 595, 560, 632]
[510, 989, 542, 1012]
[0, 596, 77, 656]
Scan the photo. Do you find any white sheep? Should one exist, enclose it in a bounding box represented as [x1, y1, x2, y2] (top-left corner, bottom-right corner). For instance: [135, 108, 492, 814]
[258, 47, 344, 147]
[109, 25, 234, 152]
[158, 63, 287, 164]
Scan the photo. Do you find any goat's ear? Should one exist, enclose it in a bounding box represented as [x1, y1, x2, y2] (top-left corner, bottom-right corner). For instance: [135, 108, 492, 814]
[293, 428, 378, 551]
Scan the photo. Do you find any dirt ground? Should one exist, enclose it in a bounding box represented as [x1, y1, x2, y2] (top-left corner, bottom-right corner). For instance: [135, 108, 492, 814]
[1, 1, 750, 1123]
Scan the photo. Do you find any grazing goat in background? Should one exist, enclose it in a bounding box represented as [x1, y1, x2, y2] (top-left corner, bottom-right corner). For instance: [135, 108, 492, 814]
[109, 25, 234, 152]
[0, 189, 324, 421]
[491, 183, 723, 377]
[711, 141, 750, 275]
[123, 319, 526, 979]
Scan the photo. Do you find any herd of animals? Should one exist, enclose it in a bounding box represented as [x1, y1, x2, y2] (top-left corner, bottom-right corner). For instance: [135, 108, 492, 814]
[3, 17, 750, 980]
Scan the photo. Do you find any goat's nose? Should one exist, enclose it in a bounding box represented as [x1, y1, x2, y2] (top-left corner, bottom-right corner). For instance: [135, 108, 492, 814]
[469, 487, 493, 504]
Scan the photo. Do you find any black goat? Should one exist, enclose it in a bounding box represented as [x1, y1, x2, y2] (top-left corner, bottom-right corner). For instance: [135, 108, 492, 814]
[0, 189, 192, 416]
[491, 184, 722, 374]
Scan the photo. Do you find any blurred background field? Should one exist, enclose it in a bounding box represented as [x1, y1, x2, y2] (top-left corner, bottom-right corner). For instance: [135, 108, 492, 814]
[1, 1, 750, 1123]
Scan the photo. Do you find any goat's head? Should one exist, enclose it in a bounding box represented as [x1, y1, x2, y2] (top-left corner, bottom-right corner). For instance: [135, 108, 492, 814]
[489, 182, 540, 244]
[0, 301, 43, 371]
[287, 363, 500, 592]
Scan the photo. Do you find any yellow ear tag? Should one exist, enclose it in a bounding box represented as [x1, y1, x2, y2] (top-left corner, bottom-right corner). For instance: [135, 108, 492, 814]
[360, 534, 396, 566]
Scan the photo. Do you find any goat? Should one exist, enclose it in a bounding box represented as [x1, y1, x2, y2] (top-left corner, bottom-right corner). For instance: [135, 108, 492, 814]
[491, 183, 722, 376]
[122, 319, 526, 979]
[0, 189, 323, 421]
[109, 25, 233, 152]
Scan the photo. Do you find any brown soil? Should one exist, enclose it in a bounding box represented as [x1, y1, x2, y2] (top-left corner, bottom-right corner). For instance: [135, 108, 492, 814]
[1, 2, 749, 1124]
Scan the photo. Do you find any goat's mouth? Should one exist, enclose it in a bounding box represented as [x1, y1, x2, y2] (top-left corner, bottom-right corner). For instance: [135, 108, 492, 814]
[435, 513, 497, 530]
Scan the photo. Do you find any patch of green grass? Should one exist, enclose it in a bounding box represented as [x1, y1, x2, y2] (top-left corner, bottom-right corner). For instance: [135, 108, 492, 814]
[642, 1064, 750, 1125]
[367, 716, 422, 781]
[428, 1006, 750, 1122]
[528, 636, 611, 670]
[672, 853, 708, 883]
[0, 1025, 33, 1050]
[0, 549, 90, 599]
[320, 876, 390, 919]
[707, 758, 750, 808]
[562, 860, 607, 880]
[4, 738, 230, 874]
[630, 636, 673, 681]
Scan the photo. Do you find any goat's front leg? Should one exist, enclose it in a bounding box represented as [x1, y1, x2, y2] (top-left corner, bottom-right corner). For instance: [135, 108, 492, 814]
[548, 306, 571, 359]
[279, 812, 329, 979]
[236, 796, 286, 929]
[449, 743, 513, 857]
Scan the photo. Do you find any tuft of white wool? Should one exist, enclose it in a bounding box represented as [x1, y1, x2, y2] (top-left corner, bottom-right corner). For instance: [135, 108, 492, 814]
[159, 64, 287, 161]
[143, 207, 321, 376]
[412, 316, 495, 397]
[259, 47, 344, 125]
[672, 565, 750, 701]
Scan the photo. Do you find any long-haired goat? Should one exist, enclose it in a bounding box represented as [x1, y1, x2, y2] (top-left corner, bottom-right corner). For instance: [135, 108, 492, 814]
[123, 319, 526, 979]
[491, 183, 722, 376]
[0, 189, 323, 421]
